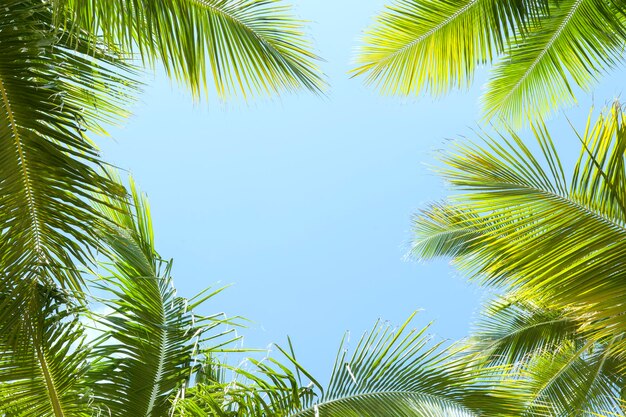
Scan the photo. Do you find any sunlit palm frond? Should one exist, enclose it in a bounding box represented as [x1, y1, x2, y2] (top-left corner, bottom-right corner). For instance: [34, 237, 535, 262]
[483, 0, 626, 125]
[0, 289, 91, 417]
[410, 203, 484, 259]
[353, 0, 547, 96]
[413, 105, 626, 351]
[58, 0, 326, 98]
[88, 176, 240, 417]
[178, 313, 531, 417]
[355, 0, 626, 124]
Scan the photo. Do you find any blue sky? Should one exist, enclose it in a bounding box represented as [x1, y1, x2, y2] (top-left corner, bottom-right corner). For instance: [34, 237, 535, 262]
[102, 0, 626, 383]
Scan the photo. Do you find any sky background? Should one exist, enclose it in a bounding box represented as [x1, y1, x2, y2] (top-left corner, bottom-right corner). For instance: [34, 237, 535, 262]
[101, 0, 626, 384]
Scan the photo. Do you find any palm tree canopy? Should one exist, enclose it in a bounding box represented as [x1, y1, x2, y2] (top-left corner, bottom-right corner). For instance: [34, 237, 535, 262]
[0, 0, 325, 339]
[412, 103, 626, 356]
[353, 0, 626, 126]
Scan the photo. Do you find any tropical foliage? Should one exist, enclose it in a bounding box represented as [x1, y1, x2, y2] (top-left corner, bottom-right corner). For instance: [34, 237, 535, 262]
[0, 0, 327, 415]
[0, 176, 515, 417]
[411, 104, 626, 416]
[5, 0, 626, 415]
[0, 0, 324, 342]
[353, 0, 626, 125]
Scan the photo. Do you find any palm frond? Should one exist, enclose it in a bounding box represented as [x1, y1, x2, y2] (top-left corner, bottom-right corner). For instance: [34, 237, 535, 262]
[178, 313, 532, 417]
[483, 0, 626, 125]
[352, 0, 547, 96]
[0, 0, 136, 337]
[355, 0, 626, 124]
[513, 339, 623, 416]
[470, 297, 582, 366]
[410, 203, 484, 259]
[88, 176, 240, 417]
[0, 289, 91, 417]
[58, 0, 326, 98]
[413, 105, 626, 351]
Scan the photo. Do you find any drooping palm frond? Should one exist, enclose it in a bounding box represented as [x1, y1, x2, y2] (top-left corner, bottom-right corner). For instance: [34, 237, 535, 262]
[412, 104, 626, 351]
[353, 0, 547, 97]
[88, 176, 240, 417]
[483, 0, 626, 124]
[0, 288, 91, 417]
[354, 0, 626, 125]
[0, 0, 136, 337]
[57, 0, 326, 98]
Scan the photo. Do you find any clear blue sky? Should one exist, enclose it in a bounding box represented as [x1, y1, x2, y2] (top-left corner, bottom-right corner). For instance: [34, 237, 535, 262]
[101, 0, 626, 384]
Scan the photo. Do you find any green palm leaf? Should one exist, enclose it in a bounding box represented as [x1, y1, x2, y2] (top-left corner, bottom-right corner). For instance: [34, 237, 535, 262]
[483, 0, 626, 124]
[58, 0, 326, 98]
[176, 313, 529, 417]
[0, 289, 91, 417]
[88, 176, 240, 417]
[513, 339, 623, 416]
[0, 0, 135, 337]
[412, 104, 626, 352]
[355, 0, 626, 125]
[352, 0, 546, 96]
[470, 297, 582, 367]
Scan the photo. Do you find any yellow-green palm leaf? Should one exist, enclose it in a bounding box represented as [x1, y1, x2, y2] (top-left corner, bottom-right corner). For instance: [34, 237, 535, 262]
[0, 0, 134, 338]
[412, 104, 626, 353]
[355, 0, 626, 125]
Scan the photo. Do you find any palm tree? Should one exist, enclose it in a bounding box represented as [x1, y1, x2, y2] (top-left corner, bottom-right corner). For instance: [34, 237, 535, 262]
[352, 0, 626, 126]
[409, 103, 626, 413]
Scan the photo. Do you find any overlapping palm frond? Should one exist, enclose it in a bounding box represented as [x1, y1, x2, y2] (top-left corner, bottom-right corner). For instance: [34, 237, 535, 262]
[353, 0, 547, 96]
[483, 0, 626, 124]
[469, 297, 582, 367]
[508, 338, 624, 417]
[175, 313, 529, 417]
[57, 0, 326, 98]
[88, 177, 241, 417]
[0, 289, 91, 417]
[354, 0, 626, 125]
[462, 297, 625, 417]
[412, 104, 626, 352]
[0, 0, 135, 337]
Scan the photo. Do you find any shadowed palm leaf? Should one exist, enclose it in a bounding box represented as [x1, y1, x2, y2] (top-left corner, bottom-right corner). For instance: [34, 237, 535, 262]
[0, 0, 134, 338]
[470, 297, 582, 367]
[462, 298, 626, 416]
